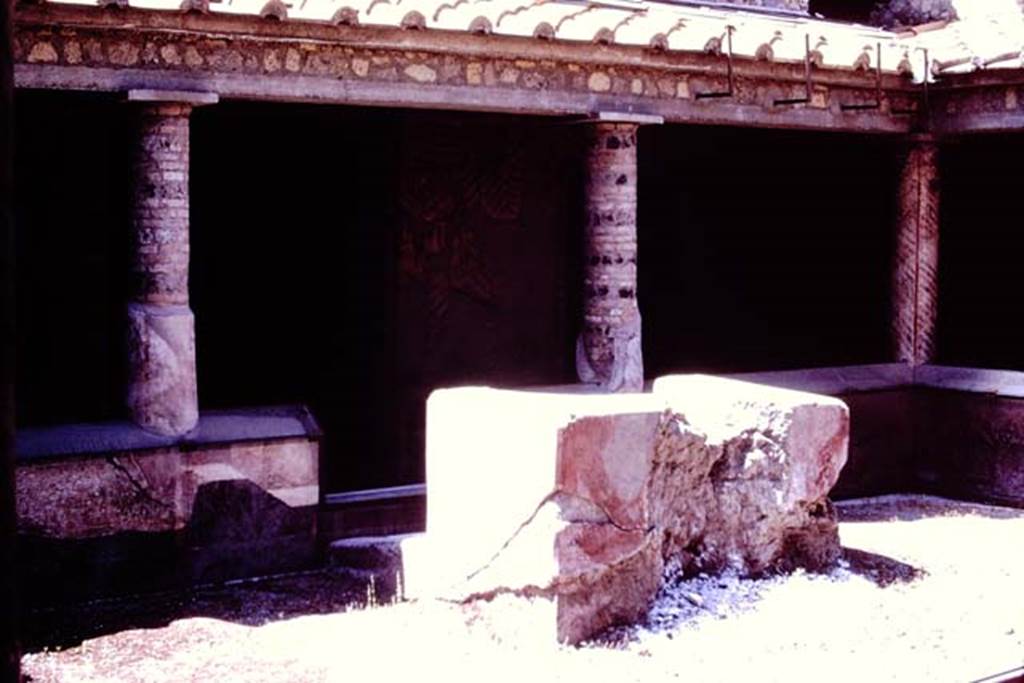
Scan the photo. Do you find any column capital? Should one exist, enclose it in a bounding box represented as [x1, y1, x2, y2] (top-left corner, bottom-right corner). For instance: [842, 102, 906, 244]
[563, 112, 664, 127]
[590, 111, 664, 126]
[125, 89, 219, 107]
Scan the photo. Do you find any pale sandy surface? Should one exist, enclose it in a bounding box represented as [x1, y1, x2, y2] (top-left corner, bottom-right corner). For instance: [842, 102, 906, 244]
[22, 495, 1024, 683]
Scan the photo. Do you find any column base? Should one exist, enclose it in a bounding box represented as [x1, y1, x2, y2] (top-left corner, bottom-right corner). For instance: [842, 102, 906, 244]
[127, 302, 199, 436]
[575, 316, 644, 393]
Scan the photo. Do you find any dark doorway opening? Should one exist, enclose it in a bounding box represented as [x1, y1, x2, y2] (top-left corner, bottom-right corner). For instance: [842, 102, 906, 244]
[13, 90, 132, 428]
[639, 125, 900, 376]
[937, 134, 1024, 370]
[190, 103, 581, 492]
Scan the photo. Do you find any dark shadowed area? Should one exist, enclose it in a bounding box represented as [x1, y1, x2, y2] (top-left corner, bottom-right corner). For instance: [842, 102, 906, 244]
[12, 95, 914, 492]
[189, 104, 583, 490]
[13, 91, 132, 428]
[639, 125, 900, 376]
[937, 134, 1024, 369]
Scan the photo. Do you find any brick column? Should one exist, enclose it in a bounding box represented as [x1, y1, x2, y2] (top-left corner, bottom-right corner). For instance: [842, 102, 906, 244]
[126, 90, 215, 436]
[892, 135, 940, 366]
[576, 117, 655, 393]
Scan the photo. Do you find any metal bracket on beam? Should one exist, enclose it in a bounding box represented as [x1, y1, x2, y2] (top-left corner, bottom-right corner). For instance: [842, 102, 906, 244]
[695, 25, 735, 100]
[892, 47, 930, 121]
[773, 34, 814, 107]
[840, 43, 883, 112]
[125, 89, 219, 106]
[590, 111, 665, 125]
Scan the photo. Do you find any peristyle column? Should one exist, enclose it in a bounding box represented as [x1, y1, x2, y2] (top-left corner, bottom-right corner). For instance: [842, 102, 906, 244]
[576, 114, 659, 393]
[126, 90, 216, 436]
[892, 135, 940, 366]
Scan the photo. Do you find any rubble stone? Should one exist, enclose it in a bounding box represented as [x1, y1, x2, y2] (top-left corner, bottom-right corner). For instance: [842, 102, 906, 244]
[652, 375, 849, 575]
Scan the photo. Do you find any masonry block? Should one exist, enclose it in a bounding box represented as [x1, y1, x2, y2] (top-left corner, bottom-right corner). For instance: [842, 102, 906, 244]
[404, 376, 849, 644]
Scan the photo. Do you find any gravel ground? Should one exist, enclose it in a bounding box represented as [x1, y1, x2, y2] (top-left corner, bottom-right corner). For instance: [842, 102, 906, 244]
[21, 495, 1024, 683]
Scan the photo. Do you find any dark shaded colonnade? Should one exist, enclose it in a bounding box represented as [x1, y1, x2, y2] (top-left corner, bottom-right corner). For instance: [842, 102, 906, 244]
[13, 90, 960, 493]
[14, 91, 947, 494]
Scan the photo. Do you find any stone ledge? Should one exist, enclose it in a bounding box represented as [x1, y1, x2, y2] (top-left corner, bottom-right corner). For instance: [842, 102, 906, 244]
[16, 404, 322, 462]
[126, 88, 219, 105]
[913, 364, 1024, 397]
[711, 364, 1024, 508]
[727, 363, 914, 395]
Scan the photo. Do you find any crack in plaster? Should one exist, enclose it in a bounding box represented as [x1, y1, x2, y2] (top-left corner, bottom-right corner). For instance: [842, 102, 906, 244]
[463, 488, 645, 586]
[105, 454, 176, 516]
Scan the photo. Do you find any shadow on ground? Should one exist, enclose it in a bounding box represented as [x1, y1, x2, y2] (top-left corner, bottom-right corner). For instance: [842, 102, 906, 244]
[20, 567, 394, 653]
[30, 495, 1006, 653]
[23, 544, 928, 653]
[836, 495, 1024, 523]
[840, 547, 924, 587]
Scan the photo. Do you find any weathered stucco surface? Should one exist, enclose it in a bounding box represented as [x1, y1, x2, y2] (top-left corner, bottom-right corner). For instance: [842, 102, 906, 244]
[16, 437, 318, 539]
[16, 435, 320, 599]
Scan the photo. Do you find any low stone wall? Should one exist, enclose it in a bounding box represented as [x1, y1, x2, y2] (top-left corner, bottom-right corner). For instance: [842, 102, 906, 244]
[404, 376, 849, 644]
[728, 363, 1024, 508]
[727, 365, 917, 500]
[913, 388, 1024, 508]
[15, 406, 320, 603]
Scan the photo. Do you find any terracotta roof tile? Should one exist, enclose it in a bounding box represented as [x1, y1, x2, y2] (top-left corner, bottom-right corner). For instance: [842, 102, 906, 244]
[35, 0, 1024, 78]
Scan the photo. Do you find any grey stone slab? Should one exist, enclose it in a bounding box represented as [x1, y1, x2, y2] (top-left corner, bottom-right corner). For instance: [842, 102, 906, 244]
[126, 89, 218, 105]
[726, 363, 914, 395]
[16, 405, 321, 461]
[914, 364, 1024, 398]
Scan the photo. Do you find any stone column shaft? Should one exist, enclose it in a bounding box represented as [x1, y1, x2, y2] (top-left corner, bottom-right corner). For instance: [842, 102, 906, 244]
[127, 100, 199, 436]
[892, 137, 940, 366]
[576, 122, 643, 392]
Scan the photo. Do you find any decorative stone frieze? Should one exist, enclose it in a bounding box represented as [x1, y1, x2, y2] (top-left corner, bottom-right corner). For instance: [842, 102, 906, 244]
[10, 16, 916, 135]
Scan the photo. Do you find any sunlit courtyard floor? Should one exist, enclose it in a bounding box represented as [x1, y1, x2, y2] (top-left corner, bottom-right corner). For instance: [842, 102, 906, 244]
[21, 495, 1024, 683]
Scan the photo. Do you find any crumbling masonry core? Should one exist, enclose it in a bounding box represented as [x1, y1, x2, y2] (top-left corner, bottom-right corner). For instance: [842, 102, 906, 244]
[404, 376, 848, 644]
